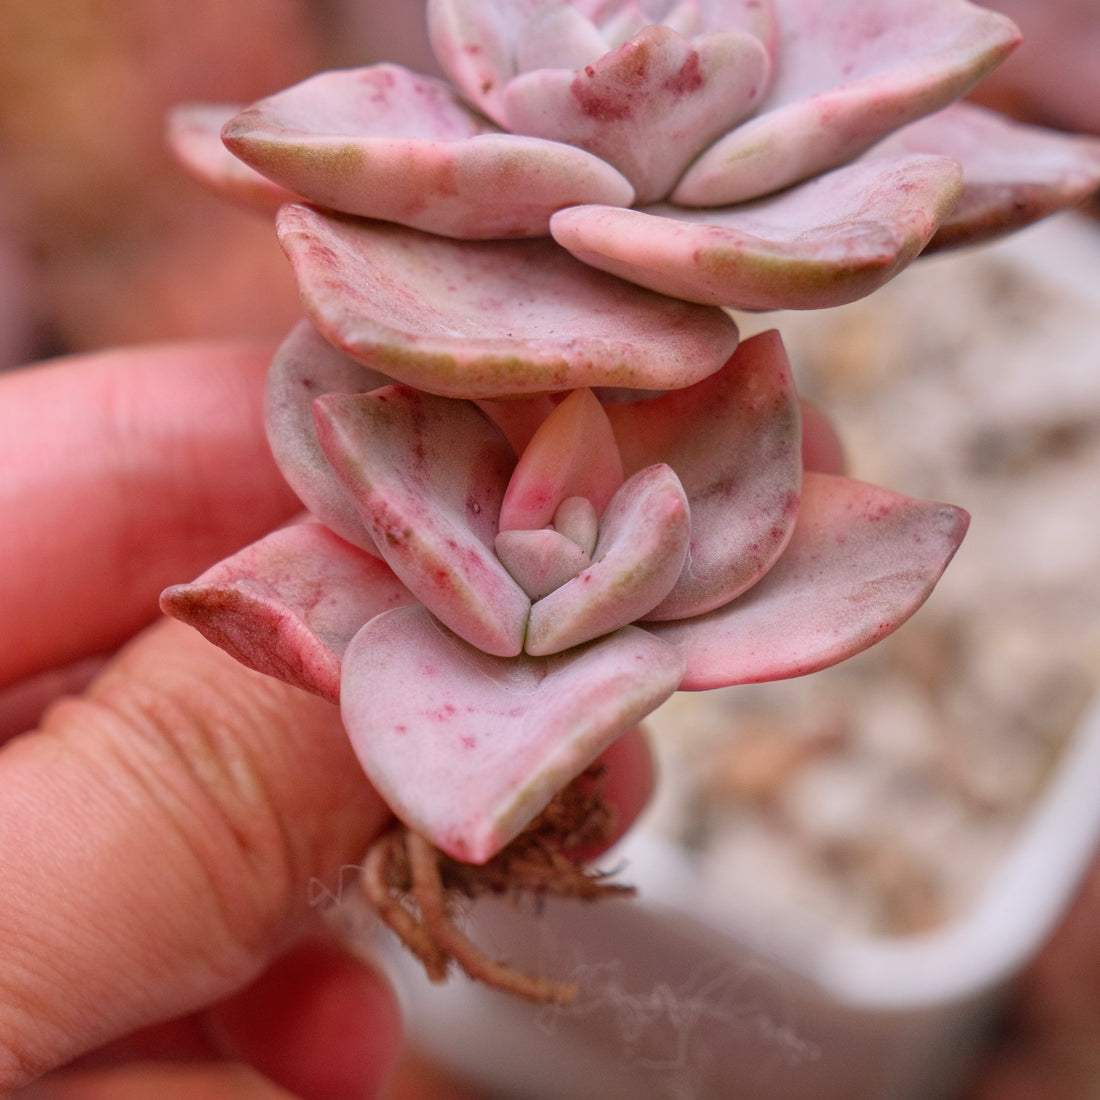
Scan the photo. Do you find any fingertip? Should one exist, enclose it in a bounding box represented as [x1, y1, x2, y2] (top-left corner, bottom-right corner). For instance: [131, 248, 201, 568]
[206, 936, 404, 1100]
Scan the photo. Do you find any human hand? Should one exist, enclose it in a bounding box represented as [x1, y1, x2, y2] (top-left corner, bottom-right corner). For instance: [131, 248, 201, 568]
[0, 343, 655, 1097]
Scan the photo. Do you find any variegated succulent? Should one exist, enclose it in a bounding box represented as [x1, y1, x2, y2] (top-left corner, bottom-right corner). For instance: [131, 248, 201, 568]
[162, 0, 1100, 866]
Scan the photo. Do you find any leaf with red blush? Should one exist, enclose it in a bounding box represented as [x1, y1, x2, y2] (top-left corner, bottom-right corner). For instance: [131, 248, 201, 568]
[649, 472, 969, 689]
[160, 522, 414, 702]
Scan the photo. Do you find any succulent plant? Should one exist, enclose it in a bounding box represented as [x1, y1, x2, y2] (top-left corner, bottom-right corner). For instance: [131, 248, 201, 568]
[163, 318, 969, 862]
[161, 0, 1100, 993]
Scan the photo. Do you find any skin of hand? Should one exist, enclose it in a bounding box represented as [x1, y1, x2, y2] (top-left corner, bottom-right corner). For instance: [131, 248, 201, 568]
[0, 342, 656, 1097]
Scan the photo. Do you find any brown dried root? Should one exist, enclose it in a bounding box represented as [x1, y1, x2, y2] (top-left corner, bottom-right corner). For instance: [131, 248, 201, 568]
[362, 766, 634, 1004]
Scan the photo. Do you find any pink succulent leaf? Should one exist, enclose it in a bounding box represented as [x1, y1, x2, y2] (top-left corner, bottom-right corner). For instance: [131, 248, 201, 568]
[606, 329, 801, 621]
[277, 203, 740, 397]
[673, 0, 1020, 207]
[473, 394, 560, 455]
[428, 0, 778, 126]
[498, 388, 624, 533]
[525, 463, 691, 656]
[266, 320, 395, 556]
[313, 386, 531, 657]
[872, 102, 1100, 252]
[553, 495, 600, 556]
[495, 527, 591, 599]
[501, 24, 771, 204]
[222, 65, 634, 239]
[551, 154, 963, 309]
[341, 603, 684, 862]
[160, 521, 415, 703]
[649, 471, 970, 690]
[165, 103, 302, 214]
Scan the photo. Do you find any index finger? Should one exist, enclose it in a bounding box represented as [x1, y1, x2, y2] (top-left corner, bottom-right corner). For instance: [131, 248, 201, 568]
[0, 342, 300, 687]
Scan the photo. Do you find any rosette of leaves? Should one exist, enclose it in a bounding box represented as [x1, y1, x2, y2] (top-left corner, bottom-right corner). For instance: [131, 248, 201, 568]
[169, 0, 1100, 318]
[163, 319, 968, 865]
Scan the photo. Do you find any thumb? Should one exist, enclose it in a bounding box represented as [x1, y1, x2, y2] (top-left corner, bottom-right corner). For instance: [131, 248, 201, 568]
[0, 618, 392, 1092]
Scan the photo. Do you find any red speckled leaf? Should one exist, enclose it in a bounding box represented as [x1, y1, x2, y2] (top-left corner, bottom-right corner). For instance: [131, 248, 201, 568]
[341, 604, 683, 862]
[648, 471, 970, 689]
[502, 24, 769, 203]
[278, 204, 739, 396]
[160, 521, 414, 702]
[313, 386, 531, 657]
[429, 0, 778, 126]
[606, 329, 802, 620]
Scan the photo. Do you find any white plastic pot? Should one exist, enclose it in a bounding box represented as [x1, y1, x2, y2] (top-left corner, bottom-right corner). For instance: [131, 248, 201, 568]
[380, 689, 1100, 1099]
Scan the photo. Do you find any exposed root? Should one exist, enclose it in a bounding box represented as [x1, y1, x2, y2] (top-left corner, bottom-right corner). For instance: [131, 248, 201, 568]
[362, 766, 634, 1004]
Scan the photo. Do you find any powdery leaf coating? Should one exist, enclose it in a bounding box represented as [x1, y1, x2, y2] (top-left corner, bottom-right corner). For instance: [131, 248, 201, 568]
[265, 320, 394, 556]
[501, 24, 770, 203]
[277, 203, 740, 396]
[221, 64, 635, 239]
[551, 154, 963, 309]
[673, 0, 1021, 206]
[313, 387, 531, 657]
[160, 521, 415, 703]
[166, 102, 302, 214]
[525, 462, 691, 656]
[606, 329, 801, 620]
[649, 471, 970, 690]
[341, 604, 684, 862]
[498, 387, 623, 533]
[873, 102, 1100, 251]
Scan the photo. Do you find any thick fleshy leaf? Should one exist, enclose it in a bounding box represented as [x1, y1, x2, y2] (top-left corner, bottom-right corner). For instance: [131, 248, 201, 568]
[551, 154, 962, 309]
[648, 472, 970, 690]
[502, 24, 770, 203]
[160, 521, 414, 703]
[266, 320, 394, 556]
[673, 0, 1020, 206]
[166, 103, 301, 214]
[495, 527, 590, 599]
[872, 103, 1100, 252]
[278, 204, 740, 396]
[313, 387, 530, 657]
[606, 329, 801, 620]
[222, 64, 634, 239]
[525, 463, 690, 656]
[341, 604, 683, 862]
[428, 0, 778, 126]
[498, 388, 623, 533]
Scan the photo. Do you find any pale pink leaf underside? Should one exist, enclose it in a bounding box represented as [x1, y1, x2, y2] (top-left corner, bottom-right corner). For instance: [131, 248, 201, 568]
[875, 102, 1100, 251]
